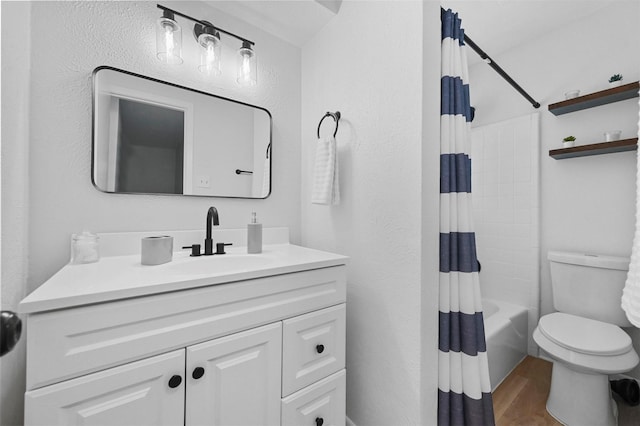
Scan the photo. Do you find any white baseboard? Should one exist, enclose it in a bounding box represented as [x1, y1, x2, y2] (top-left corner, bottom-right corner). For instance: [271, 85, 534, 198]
[346, 416, 356, 426]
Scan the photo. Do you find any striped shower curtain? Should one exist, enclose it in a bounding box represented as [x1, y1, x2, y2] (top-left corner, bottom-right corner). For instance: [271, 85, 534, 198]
[438, 8, 495, 426]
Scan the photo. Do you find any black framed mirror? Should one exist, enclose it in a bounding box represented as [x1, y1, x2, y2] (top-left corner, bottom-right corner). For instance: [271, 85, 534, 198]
[92, 66, 271, 198]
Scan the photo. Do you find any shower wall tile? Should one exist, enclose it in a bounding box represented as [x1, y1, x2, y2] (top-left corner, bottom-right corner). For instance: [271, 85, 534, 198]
[485, 183, 499, 197]
[471, 113, 540, 355]
[499, 162, 515, 180]
[499, 183, 514, 197]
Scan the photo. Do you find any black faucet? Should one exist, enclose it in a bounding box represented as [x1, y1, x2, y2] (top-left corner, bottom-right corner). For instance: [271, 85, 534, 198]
[182, 207, 232, 256]
[204, 206, 219, 255]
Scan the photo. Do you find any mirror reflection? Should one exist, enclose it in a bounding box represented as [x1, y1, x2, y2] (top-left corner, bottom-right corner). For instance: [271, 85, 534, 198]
[92, 66, 271, 198]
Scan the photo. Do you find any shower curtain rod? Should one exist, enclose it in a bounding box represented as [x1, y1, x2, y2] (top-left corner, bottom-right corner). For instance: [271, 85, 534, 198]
[442, 7, 540, 109]
[463, 34, 541, 109]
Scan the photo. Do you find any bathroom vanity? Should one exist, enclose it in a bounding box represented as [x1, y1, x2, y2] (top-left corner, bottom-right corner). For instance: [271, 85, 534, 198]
[19, 234, 347, 426]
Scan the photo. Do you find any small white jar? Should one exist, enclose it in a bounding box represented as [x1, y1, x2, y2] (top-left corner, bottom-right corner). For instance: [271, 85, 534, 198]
[564, 90, 580, 99]
[604, 130, 622, 142]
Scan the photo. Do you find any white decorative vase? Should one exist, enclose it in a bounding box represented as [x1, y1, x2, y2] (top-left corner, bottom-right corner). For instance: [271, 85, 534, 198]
[563, 141, 575, 148]
[609, 80, 623, 88]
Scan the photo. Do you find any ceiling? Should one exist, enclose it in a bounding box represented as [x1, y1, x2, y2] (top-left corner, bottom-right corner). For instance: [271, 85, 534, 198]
[203, 0, 618, 60]
[441, 0, 616, 64]
[203, 0, 341, 47]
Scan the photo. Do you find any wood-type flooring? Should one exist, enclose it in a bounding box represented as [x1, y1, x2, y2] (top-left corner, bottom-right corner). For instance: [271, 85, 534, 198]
[492, 356, 640, 426]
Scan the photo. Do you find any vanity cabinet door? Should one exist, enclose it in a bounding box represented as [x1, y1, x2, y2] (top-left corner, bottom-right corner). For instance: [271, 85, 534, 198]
[24, 349, 185, 426]
[185, 322, 282, 426]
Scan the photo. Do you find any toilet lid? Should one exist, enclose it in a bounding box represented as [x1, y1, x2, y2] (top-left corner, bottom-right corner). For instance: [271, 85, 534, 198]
[539, 313, 632, 356]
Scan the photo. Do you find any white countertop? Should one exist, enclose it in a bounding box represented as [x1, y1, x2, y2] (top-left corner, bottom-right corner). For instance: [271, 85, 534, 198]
[20, 244, 348, 314]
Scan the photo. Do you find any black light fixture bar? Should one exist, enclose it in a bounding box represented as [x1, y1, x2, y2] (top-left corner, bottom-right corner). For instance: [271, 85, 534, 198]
[463, 34, 540, 109]
[157, 4, 255, 46]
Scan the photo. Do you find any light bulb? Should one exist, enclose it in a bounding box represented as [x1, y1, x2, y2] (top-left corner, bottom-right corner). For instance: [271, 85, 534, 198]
[205, 41, 216, 65]
[164, 25, 175, 57]
[240, 54, 251, 82]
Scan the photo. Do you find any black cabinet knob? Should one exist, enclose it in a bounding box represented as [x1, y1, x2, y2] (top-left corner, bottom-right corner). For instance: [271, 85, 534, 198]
[316, 344, 325, 354]
[315, 417, 324, 426]
[168, 375, 182, 388]
[192, 367, 205, 380]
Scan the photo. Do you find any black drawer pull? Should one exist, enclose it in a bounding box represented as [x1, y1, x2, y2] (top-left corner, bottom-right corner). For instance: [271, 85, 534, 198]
[315, 417, 324, 426]
[316, 344, 325, 354]
[192, 367, 205, 380]
[168, 375, 182, 388]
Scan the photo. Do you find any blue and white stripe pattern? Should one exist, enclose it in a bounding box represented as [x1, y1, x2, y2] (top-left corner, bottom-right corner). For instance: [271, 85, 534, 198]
[438, 9, 495, 426]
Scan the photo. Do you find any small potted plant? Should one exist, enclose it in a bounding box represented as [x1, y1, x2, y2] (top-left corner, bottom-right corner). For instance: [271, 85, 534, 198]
[609, 74, 623, 88]
[563, 136, 576, 148]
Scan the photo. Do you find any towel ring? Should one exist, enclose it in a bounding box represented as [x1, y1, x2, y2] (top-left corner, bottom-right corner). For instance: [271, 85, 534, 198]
[317, 111, 341, 139]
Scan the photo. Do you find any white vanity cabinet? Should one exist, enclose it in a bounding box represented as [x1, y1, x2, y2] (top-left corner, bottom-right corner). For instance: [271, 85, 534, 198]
[20, 243, 348, 426]
[25, 321, 285, 426]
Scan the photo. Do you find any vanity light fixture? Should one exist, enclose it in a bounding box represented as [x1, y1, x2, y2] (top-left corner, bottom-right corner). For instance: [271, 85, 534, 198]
[156, 4, 257, 86]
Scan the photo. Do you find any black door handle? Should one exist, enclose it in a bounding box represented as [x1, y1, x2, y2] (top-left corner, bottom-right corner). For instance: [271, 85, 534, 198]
[315, 417, 324, 426]
[1, 311, 22, 357]
[316, 344, 325, 354]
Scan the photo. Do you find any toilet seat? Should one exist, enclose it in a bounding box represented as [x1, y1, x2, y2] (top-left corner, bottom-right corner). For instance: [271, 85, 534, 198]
[534, 314, 639, 375]
[538, 312, 632, 356]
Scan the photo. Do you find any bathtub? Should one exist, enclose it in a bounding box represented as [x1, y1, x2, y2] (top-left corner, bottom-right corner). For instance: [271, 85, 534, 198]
[483, 298, 529, 391]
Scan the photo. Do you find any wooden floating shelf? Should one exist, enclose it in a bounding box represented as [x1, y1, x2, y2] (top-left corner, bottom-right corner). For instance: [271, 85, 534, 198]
[549, 138, 638, 159]
[548, 81, 639, 115]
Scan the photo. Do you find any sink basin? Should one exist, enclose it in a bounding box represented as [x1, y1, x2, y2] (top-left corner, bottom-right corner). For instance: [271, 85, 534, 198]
[165, 253, 275, 276]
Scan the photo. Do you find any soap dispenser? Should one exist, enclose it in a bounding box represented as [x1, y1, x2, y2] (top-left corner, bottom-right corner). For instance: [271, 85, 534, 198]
[247, 212, 262, 254]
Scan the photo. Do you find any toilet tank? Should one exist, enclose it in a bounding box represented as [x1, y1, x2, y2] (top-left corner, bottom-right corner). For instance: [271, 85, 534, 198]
[548, 251, 631, 327]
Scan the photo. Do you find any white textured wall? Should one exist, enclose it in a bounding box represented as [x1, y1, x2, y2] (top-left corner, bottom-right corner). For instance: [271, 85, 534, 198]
[1, 1, 300, 424]
[301, 1, 441, 424]
[420, 3, 443, 422]
[468, 1, 640, 376]
[1, 2, 31, 425]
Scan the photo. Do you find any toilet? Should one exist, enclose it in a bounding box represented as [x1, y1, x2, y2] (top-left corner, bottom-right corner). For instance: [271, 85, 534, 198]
[533, 251, 639, 426]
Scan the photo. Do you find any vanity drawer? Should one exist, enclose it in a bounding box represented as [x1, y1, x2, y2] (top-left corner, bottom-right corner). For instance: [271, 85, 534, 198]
[282, 304, 346, 396]
[26, 266, 346, 390]
[281, 369, 346, 426]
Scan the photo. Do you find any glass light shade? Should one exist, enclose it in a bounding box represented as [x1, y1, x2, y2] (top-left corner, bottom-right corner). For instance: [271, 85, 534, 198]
[156, 16, 183, 64]
[237, 44, 257, 87]
[198, 32, 222, 76]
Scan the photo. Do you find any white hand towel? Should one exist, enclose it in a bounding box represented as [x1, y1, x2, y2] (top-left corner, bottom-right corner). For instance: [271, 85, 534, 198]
[622, 147, 640, 327]
[261, 155, 271, 197]
[311, 136, 340, 205]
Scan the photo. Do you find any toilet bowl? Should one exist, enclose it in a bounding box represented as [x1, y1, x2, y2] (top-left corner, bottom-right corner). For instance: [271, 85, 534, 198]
[534, 251, 639, 426]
